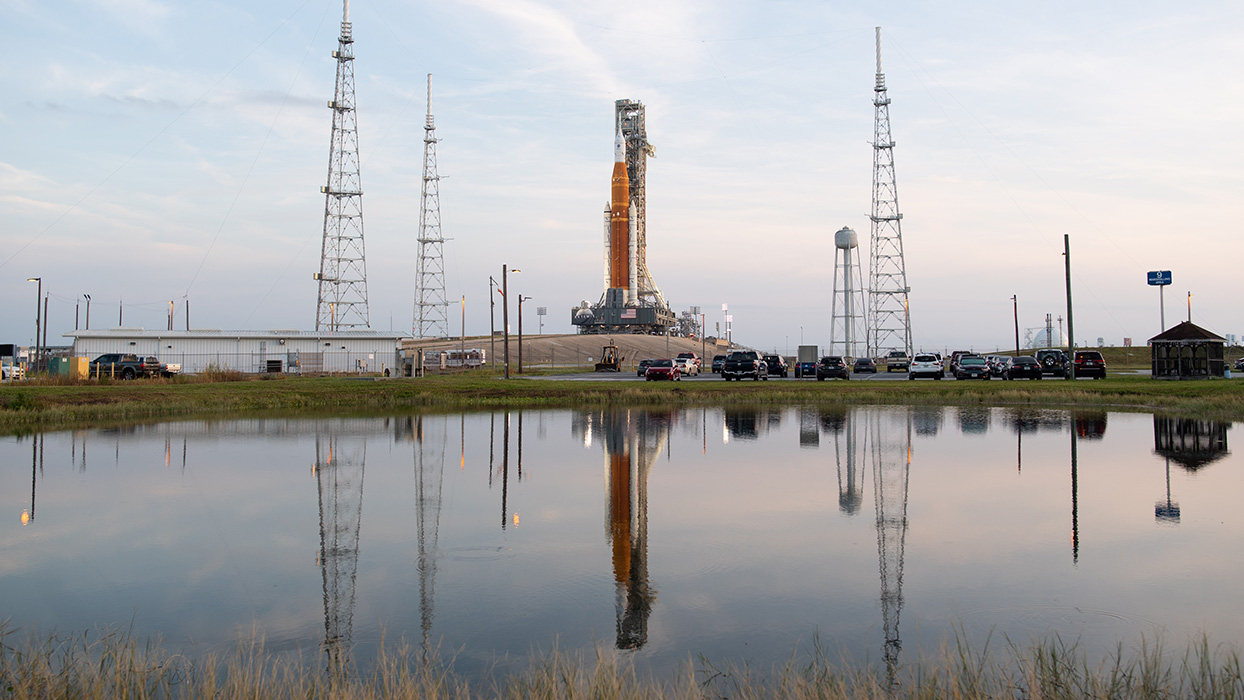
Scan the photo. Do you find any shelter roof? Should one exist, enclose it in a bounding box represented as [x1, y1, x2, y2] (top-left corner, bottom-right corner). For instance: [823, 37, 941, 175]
[1148, 321, 1225, 343]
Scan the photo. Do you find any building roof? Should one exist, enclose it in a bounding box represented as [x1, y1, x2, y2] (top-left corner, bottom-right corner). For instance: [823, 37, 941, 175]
[63, 328, 408, 341]
[1148, 321, 1225, 344]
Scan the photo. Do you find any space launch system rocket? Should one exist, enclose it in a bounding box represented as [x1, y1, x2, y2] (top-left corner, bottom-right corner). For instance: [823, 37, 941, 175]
[604, 124, 639, 305]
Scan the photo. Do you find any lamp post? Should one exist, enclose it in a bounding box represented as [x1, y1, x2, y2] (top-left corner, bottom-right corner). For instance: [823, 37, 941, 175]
[518, 294, 532, 374]
[488, 277, 498, 371]
[84, 294, 91, 330]
[460, 295, 466, 369]
[502, 266, 520, 379]
[26, 278, 40, 373]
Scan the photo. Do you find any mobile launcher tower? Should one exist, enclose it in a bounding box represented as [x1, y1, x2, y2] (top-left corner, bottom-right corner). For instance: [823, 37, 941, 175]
[571, 100, 675, 335]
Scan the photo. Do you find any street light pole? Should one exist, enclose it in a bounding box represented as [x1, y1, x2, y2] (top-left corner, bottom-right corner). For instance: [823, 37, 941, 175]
[26, 278, 40, 373]
[488, 277, 497, 371]
[84, 294, 91, 330]
[518, 295, 532, 374]
[461, 295, 466, 369]
[502, 266, 520, 379]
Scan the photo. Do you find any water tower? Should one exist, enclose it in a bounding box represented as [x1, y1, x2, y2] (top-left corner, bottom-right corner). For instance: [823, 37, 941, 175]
[830, 226, 867, 359]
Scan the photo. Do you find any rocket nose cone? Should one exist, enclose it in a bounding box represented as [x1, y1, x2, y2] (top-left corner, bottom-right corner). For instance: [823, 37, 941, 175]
[614, 128, 626, 162]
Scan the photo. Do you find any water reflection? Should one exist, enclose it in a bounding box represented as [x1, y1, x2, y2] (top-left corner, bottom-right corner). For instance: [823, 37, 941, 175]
[870, 409, 911, 687]
[1153, 416, 1230, 471]
[1152, 416, 1230, 525]
[6, 407, 1244, 684]
[412, 416, 445, 659]
[314, 426, 366, 674]
[594, 409, 670, 649]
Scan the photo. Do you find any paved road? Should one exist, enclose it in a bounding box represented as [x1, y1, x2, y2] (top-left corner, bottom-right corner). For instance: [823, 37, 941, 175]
[529, 369, 919, 382]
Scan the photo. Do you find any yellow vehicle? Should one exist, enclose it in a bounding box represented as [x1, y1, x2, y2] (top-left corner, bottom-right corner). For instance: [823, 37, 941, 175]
[595, 343, 624, 372]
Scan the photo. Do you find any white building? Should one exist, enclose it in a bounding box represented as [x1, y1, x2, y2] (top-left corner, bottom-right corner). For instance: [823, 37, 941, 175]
[64, 329, 406, 376]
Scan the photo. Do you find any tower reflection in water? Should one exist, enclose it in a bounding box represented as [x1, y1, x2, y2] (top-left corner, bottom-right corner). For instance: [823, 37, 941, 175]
[824, 406, 910, 687]
[582, 409, 671, 649]
[313, 424, 367, 676]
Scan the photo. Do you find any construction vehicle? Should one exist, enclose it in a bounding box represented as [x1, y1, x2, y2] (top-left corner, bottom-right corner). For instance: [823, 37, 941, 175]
[595, 343, 624, 372]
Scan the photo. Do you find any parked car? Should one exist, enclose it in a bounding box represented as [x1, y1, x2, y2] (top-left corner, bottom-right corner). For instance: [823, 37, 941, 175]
[985, 355, 1008, 377]
[762, 354, 788, 378]
[1005, 356, 1043, 380]
[711, 355, 727, 373]
[1235, 357, 1244, 372]
[948, 350, 973, 375]
[677, 352, 702, 370]
[816, 356, 849, 381]
[1035, 349, 1070, 377]
[853, 357, 877, 373]
[644, 358, 681, 381]
[795, 361, 818, 378]
[674, 356, 699, 376]
[954, 355, 990, 380]
[908, 353, 944, 380]
[884, 351, 909, 372]
[636, 359, 655, 377]
[1073, 350, 1107, 379]
[722, 351, 768, 381]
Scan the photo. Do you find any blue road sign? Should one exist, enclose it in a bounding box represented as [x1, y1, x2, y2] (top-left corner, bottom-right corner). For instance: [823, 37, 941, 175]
[1147, 270, 1172, 286]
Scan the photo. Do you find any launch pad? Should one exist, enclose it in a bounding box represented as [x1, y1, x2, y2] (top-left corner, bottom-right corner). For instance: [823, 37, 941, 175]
[571, 99, 674, 336]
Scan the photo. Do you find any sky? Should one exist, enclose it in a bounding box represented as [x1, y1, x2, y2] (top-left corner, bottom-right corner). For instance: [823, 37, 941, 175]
[2, 0, 1242, 355]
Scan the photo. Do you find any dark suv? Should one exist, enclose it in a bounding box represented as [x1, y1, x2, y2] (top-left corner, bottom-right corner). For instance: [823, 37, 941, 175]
[1035, 349, 1070, 377]
[816, 356, 849, 381]
[1073, 350, 1107, 379]
[762, 354, 788, 378]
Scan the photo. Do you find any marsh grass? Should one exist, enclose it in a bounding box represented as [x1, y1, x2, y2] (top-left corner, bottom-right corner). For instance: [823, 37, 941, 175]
[2, 625, 1242, 700]
[1, 373, 1243, 434]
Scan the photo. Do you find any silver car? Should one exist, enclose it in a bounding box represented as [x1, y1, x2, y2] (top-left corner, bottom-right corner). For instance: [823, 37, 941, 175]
[908, 353, 944, 380]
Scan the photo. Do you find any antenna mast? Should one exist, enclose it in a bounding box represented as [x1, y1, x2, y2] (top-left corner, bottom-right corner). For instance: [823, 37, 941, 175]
[414, 74, 450, 338]
[867, 27, 912, 357]
[315, 0, 370, 331]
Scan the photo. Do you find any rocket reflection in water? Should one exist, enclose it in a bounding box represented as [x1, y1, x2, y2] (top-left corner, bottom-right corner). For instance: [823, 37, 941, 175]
[590, 409, 670, 649]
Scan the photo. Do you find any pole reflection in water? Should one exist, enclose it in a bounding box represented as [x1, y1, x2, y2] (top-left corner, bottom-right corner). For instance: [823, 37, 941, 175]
[870, 408, 911, 688]
[598, 409, 670, 649]
[314, 426, 366, 676]
[1069, 418, 1079, 564]
[413, 416, 446, 659]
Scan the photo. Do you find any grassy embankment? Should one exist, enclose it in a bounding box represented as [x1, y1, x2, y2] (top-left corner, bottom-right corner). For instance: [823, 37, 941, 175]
[0, 366, 1241, 434]
[1, 627, 1241, 700]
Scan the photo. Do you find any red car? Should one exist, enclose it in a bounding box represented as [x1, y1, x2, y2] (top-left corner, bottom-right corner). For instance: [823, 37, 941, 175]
[644, 358, 681, 381]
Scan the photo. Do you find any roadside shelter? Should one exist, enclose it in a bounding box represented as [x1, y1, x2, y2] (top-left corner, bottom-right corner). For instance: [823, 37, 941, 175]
[1148, 321, 1225, 379]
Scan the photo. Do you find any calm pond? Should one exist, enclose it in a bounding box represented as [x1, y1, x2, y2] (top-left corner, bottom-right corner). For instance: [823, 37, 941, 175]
[1, 406, 1238, 678]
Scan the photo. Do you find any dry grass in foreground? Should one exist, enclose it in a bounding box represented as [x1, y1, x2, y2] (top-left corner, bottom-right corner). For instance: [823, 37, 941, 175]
[1, 627, 1242, 700]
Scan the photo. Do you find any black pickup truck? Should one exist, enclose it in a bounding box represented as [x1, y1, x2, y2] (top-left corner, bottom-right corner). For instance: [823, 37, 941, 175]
[721, 350, 769, 381]
[89, 353, 169, 379]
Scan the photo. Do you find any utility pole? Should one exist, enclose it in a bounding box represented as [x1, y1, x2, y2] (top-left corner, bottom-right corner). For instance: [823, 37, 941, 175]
[1012, 295, 1019, 356]
[1064, 234, 1075, 379]
[502, 266, 510, 379]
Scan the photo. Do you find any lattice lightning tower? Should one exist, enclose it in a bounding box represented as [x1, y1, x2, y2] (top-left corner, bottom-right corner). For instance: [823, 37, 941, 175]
[414, 75, 449, 338]
[315, 0, 370, 331]
[867, 27, 912, 357]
